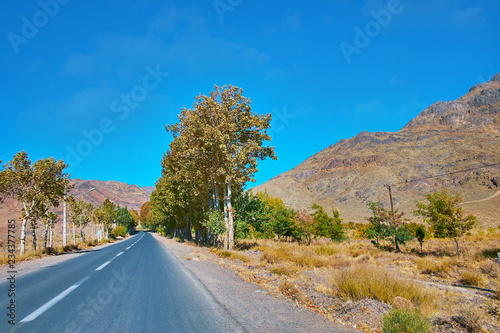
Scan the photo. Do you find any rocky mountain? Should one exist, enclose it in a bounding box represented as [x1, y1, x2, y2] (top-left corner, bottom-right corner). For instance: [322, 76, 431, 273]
[253, 74, 500, 226]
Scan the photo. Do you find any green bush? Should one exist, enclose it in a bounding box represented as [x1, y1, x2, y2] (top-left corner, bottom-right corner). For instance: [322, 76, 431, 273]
[110, 226, 127, 238]
[382, 308, 431, 333]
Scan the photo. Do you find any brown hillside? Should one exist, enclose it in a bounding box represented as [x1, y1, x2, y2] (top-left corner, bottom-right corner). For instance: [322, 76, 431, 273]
[253, 74, 500, 226]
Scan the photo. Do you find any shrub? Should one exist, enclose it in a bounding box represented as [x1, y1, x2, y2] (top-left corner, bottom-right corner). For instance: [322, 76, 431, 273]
[382, 308, 431, 333]
[110, 226, 127, 239]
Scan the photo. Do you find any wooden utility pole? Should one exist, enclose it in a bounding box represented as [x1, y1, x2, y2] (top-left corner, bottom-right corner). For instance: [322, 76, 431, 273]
[384, 184, 400, 252]
[384, 184, 394, 216]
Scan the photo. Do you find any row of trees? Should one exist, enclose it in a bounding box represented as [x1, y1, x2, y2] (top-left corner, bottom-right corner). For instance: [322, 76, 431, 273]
[0, 151, 69, 254]
[231, 189, 477, 256]
[365, 190, 477, 255]
[149, 85, 276, 250]
[68, 197, 138, 242]
[0, 151, 138, 254]
[149, 180, 476, 256]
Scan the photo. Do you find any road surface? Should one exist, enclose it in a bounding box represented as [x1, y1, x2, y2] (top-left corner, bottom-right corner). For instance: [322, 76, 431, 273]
[1, 232, 245, 332]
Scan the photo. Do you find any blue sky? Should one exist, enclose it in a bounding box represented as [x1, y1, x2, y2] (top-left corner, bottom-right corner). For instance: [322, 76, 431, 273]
[0, 0, 498, 188]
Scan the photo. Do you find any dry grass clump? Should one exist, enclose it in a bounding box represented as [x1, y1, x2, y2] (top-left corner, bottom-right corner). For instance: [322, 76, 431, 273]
[270, 264, 300, 276]
[330, 264, 434, 311]
[479, 261, 500, 278]
[459, 270, 487, 288]
[211, 248, 251, 263]
[258, 241, 353, 270]
[416, 257, 454, 277]
[279, 280, 307, 303]
[312, 244, 341, 256]
[457, 306, 484, 332]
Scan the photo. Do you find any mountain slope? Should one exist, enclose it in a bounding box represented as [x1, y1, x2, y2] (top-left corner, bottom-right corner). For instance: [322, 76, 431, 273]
[253, 74, 500, 226]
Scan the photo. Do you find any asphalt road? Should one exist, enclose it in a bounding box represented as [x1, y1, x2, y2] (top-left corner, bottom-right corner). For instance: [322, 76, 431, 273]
[1, 232, 245, 333]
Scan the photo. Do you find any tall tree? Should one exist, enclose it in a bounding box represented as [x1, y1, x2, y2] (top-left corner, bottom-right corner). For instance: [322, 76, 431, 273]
[0, 151, 70, 254]
[100, 198, 119, 239]
[164, 85, 277, 249]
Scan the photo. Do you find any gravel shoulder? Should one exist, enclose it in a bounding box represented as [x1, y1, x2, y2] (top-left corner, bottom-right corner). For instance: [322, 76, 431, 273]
[152, 233, 361, 333]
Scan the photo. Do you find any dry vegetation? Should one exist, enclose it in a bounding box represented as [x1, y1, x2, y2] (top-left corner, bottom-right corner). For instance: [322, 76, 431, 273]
[206, 228, 500, 332]
[0, 238, 116, 266]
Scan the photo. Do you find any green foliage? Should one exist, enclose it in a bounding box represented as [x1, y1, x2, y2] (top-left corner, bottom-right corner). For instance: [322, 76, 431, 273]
[382, 308, 431, 333]
[151, 85, 277, 249]
[311, 203, 347, 242]
[415, 225, 426, 253]
[233, 191, 268, 238]
[203, 209, 226, 237]
[415, 190, 477, 256]
[366, 202, 413, 252]
[116, 205, 137, 233]
[110, 226, 127, 239]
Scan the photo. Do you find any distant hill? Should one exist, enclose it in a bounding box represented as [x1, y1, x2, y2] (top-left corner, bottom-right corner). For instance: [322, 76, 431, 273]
[253, 74, 500, 227]
[69, 178, 153, 212]
[0, 179, 152, 224]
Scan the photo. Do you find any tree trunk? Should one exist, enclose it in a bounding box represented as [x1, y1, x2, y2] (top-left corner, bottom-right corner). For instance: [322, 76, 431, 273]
[44, 224, 48, 249]
[32, 221, 37, 252]
[72, 222, 76, 244]
[49, 224, 53, 248]
[395, 235, 400, 252]
[80, 216, 85, 242]
[214, 184, 220, 210]
[20, 217, 27, 255]
[223, 186, 229, 250]
[227, 180, 234, 251]
[454, 237, 460, 256]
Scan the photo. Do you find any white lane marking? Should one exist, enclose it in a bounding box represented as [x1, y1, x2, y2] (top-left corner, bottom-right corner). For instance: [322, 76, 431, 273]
[18, 235, 146, 323]
[126, 246, 131, 250]
[95, 261, 111, 271]
[20, 276, 90, 323]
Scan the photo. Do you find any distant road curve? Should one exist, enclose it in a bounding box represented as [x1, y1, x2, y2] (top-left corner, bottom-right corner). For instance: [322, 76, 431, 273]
[462, 189, 500, 205]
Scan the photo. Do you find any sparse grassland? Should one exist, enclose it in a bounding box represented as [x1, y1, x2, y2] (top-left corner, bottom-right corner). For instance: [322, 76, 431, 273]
[201, 229, 500, 332]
